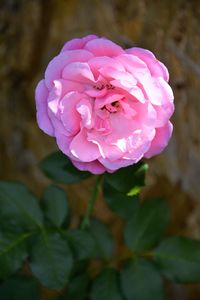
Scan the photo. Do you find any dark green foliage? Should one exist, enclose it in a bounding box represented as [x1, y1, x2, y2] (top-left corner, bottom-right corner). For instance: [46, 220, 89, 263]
[0, 231, 29, 279]
[0, 181, 43, 230]
[154, 236, 200, 283]
[39, 151, 91, 183]
[30, 231, 73, 290]
[61, 273, 90, 300]
[120, 258, 163, 300]
[65, 229, 96, 260]
[124, 198, 170, 253]
[103, 180, 139, 218]
[91, 268, 123, 300]
[87, 219, 114, 259]
[0, 276, 40, 300]
[1, 154, 200, 299]
[43, 185, 68, 227]
[104, 161, 148, 194]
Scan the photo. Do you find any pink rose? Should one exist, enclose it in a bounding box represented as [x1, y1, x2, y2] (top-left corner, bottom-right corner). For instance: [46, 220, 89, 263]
[35, 35, 174, 174]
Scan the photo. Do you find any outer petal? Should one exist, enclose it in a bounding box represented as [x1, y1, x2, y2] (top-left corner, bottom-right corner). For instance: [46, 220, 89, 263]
[35, 80, 54, 136]
[71, 160, 106, 174]
[55, 132, 73, 157]
[69, 129, 100, 162]
[61, 35, 98, 52]
[126, 47, 169, 81]
[47, 79, 82, 115]
[85, 38, 124, 57]
[45, 50, 94, 89]
[116, 54, 149, 76]
[99, 157, 135, 171]
[144, 121, 173, 158]
[62, 62, 95, 83]
[154, 102, 174, 128]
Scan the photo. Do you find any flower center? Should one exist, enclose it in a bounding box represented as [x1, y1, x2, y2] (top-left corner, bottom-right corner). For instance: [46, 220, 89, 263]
[101, 101, 120, 113]
[93, 83, 115, 90]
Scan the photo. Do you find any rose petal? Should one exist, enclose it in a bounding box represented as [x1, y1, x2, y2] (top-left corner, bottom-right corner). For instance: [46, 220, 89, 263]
[88, 56, 125, 73]
[70, 129, 100, 162]
[95, 93, 123, 110]
[99, 66, 136, 86]
[126, 47, 169, 81]
[60, 92, 82, 136]
[110, 79, 145, 103]
[154, 102, 174, 127]
[144, 121, 173, 158]
[88, 131, 124, 161]
[45, 50, 94, 89]
[99, 157, 135, 171]
[116, 54, 149, 76]
[61, 35, 98, 52]
[35, 80, 54, 136]
[105, 113, 138, 143]
[85, 87, 108, 98]
[85, 38, 124, 57]
[62, 62, 95, 83]
[47, 79, 83, 114]
[71, 160, 106, 174]
[76, 98, 94, 129]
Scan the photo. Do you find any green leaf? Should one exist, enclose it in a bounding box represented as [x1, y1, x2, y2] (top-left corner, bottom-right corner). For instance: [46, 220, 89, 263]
[62, 273, 90, 300]
[103, 180, 139, 219]
[104, 162, 148, 194]
[43, 185, 68, 227]
[30, 231, 73, 290]
[120, 258, 163, 300]
[65, 229, 96, 260]
[91, 268, 123, 300]
[0, 276, 39, 300]
[39, 151, 91, 184]
[124, 198, 170, 253]
[70, 260, 88, 280]
[87, 219, 114, 259]
[0, 181, 43, 229]
[0, 231, 29, 279]
[154, 236, 200, 283]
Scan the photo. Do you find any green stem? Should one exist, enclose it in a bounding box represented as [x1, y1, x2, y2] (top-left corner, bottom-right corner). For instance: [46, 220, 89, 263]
[81, 175, 102, 230]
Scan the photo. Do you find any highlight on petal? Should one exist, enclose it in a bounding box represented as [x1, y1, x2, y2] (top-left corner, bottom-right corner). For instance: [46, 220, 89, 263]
[76, 98, 94, 129]
[69, 129, 100, 162]
[126, 47, 169, 81]
[87, 131, 124, 161]
[35, 80, 54, 136]
[45, 50, 94, 89]
[62, 62, 95, 83]
[60, 92, 82, 136]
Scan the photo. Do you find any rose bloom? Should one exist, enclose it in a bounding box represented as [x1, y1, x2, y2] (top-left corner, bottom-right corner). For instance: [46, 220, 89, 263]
[35, 35, 174, 174]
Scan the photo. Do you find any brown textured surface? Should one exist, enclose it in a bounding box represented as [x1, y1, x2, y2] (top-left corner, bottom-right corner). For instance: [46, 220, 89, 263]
[1, 0, 200, 298]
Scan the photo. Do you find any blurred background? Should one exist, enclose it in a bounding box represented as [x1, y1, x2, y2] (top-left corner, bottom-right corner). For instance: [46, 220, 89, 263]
[1, 0, 200, 299]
